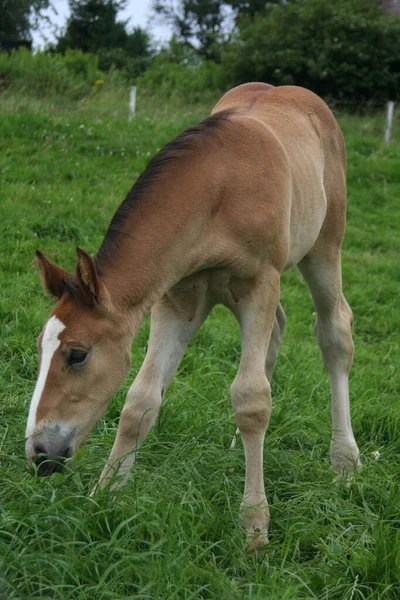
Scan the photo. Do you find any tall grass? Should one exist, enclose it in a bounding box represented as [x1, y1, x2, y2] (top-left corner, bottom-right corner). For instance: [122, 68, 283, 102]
[0, 48, 225, 111]
[0, 49, 105, 100]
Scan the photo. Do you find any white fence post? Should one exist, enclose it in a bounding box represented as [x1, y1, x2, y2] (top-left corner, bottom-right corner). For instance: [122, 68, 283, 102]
[384, 100, 395, 145]
[129, 86, 137, 121]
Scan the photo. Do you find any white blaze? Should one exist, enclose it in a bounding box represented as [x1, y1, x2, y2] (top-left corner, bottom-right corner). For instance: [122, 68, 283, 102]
[26, 316, 66, 439]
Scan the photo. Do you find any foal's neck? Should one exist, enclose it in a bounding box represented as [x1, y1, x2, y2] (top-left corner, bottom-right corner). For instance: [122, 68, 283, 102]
[94, 112, 234, 319]
[97, 157, 214, 316]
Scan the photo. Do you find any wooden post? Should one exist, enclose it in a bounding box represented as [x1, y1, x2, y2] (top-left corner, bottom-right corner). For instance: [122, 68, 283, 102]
[384, 100, 395, 144]
[129, 86, 137, 121]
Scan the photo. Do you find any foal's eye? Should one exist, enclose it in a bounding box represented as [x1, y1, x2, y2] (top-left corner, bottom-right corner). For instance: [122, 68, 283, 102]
[68, 349, 88, 367]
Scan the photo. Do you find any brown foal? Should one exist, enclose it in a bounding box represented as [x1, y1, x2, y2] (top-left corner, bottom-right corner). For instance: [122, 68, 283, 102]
[26, 83, 360, 548]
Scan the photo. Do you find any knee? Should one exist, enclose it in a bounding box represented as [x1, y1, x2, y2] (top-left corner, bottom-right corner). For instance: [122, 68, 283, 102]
[119, 383, 162, 440]
[230, 374, 271, 433]
[317, 313, 353, 349]
[315, 312, 354, 371]
[340, 297, 354, 330]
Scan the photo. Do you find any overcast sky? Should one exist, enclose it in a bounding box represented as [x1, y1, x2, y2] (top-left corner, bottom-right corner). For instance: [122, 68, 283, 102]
[32, 0, 172, 48]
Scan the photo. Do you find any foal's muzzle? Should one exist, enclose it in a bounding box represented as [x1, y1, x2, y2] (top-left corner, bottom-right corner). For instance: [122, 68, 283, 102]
[27, 424, 75, 476]
[28, 431, 73, 476]
[32, 443, 72, 476]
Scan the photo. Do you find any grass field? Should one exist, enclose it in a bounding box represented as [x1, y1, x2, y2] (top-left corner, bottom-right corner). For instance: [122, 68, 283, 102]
[1, 89, 400, 599]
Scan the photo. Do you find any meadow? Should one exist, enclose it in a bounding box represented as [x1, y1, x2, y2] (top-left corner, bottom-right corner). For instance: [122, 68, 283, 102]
[1, 87, 399, 599]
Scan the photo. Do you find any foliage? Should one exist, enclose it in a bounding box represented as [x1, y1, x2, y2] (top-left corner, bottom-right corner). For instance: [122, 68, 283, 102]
[152, 0, 287, 59]
[0, 0, 51, 41]
[0, 48, 104, 99]
[227, 0, 283, 18]
[223, 0, 400, 103]
[56, 0, 128, 54]
[97, 46, 150, 81]
[0, 90, 399, 597]
[137, 49, 226, 102]
[55, 0, 153, 82]
[97, 27, 153, 80]
[4, 0, 400, 106]
[153, 0, 226, 60]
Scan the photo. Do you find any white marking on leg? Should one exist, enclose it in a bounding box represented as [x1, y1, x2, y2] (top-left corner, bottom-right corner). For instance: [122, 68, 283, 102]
[26, 316, 66, 439]
[330, 371, 360, 471]
[331, 371, 352, 435]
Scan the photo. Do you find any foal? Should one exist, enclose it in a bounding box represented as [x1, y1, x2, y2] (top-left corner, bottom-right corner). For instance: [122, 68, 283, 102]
[26, 83, 360, 548]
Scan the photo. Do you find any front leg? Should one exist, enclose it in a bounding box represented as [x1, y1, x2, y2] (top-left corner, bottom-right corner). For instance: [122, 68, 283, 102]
[230, 267, 280, 550]
[95, 275, 211, 491]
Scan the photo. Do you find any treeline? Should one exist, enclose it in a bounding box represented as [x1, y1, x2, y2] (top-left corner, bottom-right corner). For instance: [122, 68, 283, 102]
[1, 0, 399, 105]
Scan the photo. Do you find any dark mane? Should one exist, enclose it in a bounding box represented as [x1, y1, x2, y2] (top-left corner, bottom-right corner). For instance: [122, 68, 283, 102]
[95, 110, 234, 267]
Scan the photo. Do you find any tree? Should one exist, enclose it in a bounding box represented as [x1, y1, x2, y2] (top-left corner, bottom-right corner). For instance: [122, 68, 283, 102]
[55, 0, 153, 79]
[125, 26, 152, 57]
[222, 0, 400, 103]
[97, 27, 153, 78]
[56, 0, 129, 54]
[0, 0, 51, 41]
[152, 0, 287, 59]
[153, 0, 226, 60]
[226, 0, 283, 18]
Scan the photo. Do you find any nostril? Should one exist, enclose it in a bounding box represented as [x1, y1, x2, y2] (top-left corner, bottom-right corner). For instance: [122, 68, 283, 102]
[31, 444, 70, 476]
[57, 446, 71, 459]
[34, 443, 47, 456]
[33, 443, 70, 461]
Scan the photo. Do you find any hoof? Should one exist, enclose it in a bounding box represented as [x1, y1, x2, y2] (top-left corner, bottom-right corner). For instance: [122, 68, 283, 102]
[333, 471, 354, 488]
[331, 438, 361, 475]
[240, 496, 270, 554]
[246, 529, 269, 554]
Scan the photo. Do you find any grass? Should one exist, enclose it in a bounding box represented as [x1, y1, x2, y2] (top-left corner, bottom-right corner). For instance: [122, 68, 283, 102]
[0, 88, 400, 599]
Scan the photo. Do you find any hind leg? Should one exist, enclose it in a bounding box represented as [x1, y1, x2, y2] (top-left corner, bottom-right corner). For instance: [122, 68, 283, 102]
[299, 254, 360, 474]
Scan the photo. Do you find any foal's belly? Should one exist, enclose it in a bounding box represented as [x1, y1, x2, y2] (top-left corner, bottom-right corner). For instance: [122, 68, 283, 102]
[208, 269, 239, 306]
[171, 268, 250, 311]
[284, 184, 328, 270]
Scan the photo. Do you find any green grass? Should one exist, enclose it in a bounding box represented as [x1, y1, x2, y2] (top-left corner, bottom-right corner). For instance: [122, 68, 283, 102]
[1, 89, 400, 599]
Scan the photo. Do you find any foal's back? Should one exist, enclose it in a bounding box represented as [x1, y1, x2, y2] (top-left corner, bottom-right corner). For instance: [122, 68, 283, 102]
[212, 83, 347, 270]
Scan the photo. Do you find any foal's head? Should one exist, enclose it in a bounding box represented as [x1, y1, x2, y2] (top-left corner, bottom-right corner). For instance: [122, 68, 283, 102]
[26, 249, 132, 475]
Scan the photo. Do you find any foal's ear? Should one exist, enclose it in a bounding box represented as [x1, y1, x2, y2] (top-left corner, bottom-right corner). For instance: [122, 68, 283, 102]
[76, 247, 101, 303]
[36, 250, 71, 299]
[75, 247, 112, 309]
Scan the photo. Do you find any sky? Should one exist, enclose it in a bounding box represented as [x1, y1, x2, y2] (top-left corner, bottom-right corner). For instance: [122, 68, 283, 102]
[32, 0, 172, 48]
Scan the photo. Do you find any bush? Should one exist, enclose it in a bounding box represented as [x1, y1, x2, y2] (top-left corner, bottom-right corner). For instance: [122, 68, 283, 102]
[222, 0, 400, 105]
[137, 52, 226, 103]
[0, 48, 104, 99]
[98, 47, 151, 82]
